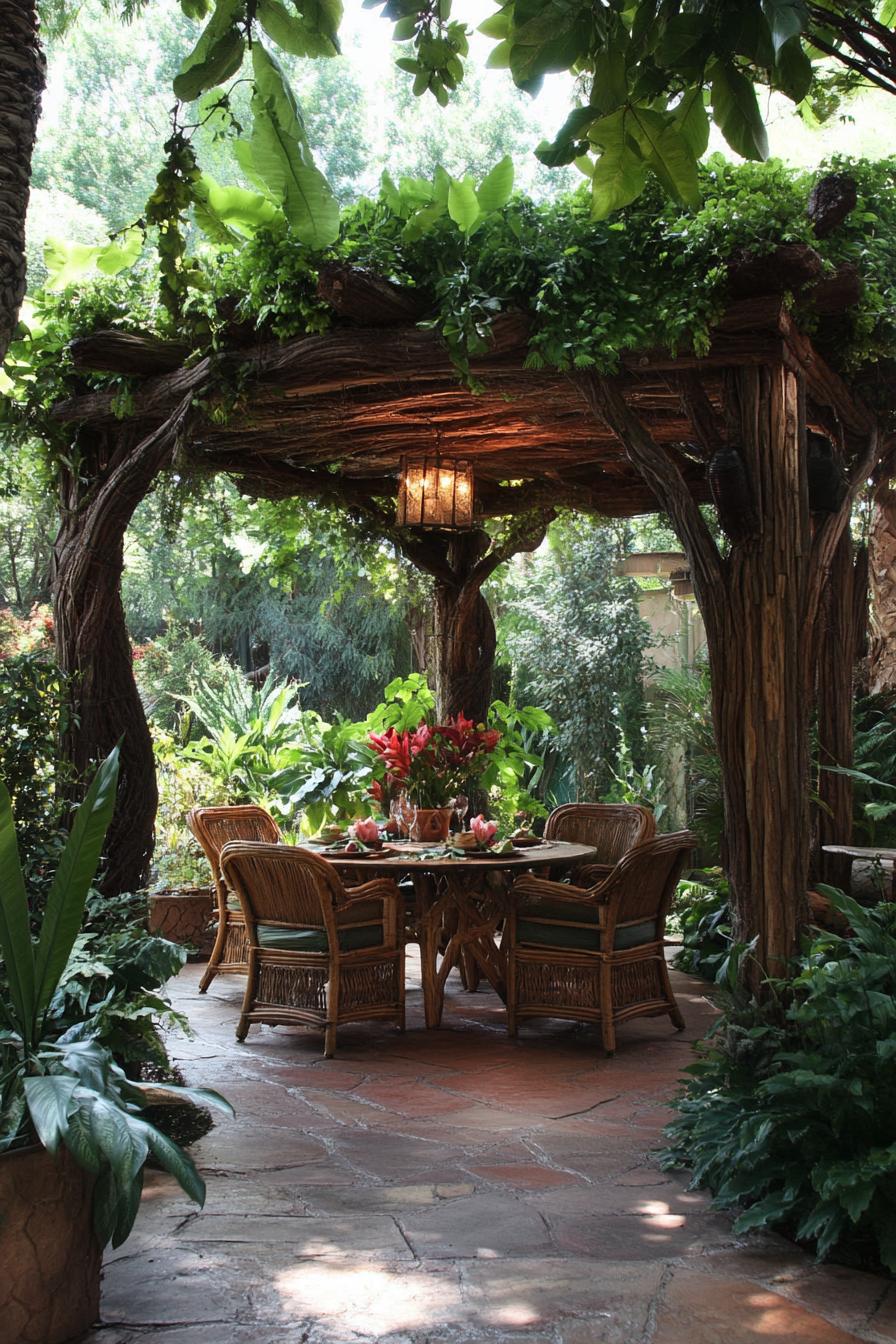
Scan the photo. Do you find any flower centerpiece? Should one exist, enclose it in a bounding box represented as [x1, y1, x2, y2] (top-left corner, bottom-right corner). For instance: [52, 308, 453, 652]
[369, 714, 501, 841]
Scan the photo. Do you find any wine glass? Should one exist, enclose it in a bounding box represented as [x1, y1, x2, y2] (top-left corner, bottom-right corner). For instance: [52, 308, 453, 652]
[452, 793, 469, 833]
[389, 793, 405, 838]
[401, 794, 418, 842]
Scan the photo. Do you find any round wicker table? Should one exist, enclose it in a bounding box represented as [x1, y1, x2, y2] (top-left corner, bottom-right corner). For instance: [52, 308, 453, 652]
[311, 840, 597, 1028]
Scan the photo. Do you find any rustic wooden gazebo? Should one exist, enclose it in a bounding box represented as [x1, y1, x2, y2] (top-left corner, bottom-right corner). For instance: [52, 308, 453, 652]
[50, 256, 889, 980]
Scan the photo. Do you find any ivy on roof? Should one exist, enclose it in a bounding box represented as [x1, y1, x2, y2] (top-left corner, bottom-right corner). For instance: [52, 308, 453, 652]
[3, 152, 896, 444]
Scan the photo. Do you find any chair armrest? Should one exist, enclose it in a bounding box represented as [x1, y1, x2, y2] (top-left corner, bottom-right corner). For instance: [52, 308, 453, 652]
[512, 874, 596, 905]
[574, 863, 614, 888]
[341, 877, 403, 908]
[341, 877, 402, 947]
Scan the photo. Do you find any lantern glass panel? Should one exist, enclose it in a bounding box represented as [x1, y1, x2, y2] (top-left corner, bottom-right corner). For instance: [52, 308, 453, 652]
[396, 457, 473, 528]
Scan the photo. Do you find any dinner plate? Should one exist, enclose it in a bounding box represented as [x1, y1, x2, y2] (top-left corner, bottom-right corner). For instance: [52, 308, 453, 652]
[323, 845, 395, 859]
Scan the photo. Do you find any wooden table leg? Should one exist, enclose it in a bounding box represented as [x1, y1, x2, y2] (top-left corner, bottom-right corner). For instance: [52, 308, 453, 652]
[415, 874, 454, 1029]
[415, 871, 513, 1027]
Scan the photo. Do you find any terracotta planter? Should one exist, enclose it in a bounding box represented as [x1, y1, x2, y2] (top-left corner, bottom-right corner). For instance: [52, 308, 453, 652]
[148, 887, 215, 959]
[409, 807, 454, 843]
[0, 1145, 101, 1344]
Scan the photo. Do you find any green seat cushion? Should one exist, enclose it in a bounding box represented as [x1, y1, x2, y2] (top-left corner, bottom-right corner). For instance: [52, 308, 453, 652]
[226, 894, 241, 912]
[521, 896, 601, 925]
[256, 923, 384, 953]
[516, 917, 657, 952]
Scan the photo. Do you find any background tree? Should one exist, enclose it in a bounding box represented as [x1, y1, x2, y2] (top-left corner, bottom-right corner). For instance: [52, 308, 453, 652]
[497, 514, 650, 798]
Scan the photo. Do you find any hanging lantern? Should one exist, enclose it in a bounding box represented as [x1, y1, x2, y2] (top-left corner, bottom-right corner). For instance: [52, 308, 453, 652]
[396, 456, 474, 528]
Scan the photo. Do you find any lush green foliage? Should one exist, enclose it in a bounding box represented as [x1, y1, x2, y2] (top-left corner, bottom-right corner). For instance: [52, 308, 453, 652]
[133, 621, 241, 733]
[10, 156, 896, 445]
[664, 889, 896, 1272]
[647, 657, 724, 856]
[151, 671, 555, 837]
[133, 0, 896, 235]
[498, 515, 649, 798]
[52, 890, 189, 1073]
[0, 751, 232, 1248]
[671, 869, 732, 981]
[472, 0, 896, 216]
[177, 671, 304, 797]
[0, 651, 71, 905]
[602, 733, 670, 829]
[836, 692, 896, 847]
[152, 733, 228, 889]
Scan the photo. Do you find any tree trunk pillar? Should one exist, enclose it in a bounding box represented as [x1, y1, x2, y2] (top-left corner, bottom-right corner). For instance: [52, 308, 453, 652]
[0, 0, 44, 367]
[54, 506, 157, 895]
[869, 481, 896, 694]
[432, 530, 496, 723]
[52, 406, 189, 893]
[813, 531, 864, 887]
[706, 365, 811, 978]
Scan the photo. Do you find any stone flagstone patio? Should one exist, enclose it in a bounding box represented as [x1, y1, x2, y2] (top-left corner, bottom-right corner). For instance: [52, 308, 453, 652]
[86, 954, 896, 1344]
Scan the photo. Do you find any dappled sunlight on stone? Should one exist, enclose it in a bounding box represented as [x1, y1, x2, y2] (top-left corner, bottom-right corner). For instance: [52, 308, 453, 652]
[84, 962, 890, 1343]
[273, 1261, 464, 1336]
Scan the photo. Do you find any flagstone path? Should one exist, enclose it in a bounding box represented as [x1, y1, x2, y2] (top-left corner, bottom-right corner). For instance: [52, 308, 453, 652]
[85, 955, 896, 1344]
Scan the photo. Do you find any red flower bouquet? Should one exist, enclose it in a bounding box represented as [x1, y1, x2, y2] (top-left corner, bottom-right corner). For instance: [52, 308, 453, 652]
[369, 713, 501, 809]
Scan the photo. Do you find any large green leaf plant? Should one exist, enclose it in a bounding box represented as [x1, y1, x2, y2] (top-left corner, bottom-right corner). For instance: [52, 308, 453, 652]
[0, 748, 232, 1249]
[663, 889, 896, 1271]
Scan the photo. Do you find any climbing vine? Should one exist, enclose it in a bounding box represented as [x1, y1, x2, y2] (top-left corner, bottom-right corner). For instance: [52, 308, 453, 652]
[4, 153, 896, 455]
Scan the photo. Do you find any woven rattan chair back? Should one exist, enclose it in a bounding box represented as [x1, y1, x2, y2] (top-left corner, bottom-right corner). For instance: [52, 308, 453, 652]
[219, 842, 345, 951]
[187, 804, 282, 904]
[544, 803, 655, 866]
[187, 805, 283, 992]
[598, 830, 696, 945]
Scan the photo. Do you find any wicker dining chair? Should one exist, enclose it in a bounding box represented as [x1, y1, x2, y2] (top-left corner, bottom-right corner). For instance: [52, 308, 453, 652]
[187, 804, 283, 993]
[544, 802, 656, 886]
[506, 831, 696, 1055]
[219, 841, 405, 1057]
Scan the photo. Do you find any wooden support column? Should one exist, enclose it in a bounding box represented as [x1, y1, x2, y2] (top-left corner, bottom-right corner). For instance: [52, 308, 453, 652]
[870, 478, 896, 695]
[710, 365, 811, 975]
[577, 364, 874, 981]
[814, 531, 866, 887]
[52, 400, 190, 894]
[394, 514, 552, 724]
[433, 531, 498, 723]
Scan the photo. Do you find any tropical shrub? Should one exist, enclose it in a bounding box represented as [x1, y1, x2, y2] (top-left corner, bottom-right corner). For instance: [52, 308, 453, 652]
[133, 622, 239, 735]
[842, 693, 896, 848]
[54, 890, 190, 1075]
[482, 699, 554, 831]
[602, 732, 670, 830]
[647, 658, 724, 858]
[178, 672, 307, 801]
[671, 870, 732, 981]
[270, 713, 380, 834]
[0, 650, 71, 907]
[663, 889, 896, 1272]
[0, 750, 231, 1248]
[499, 515, 649, 799]
[152, 731, 228, 889]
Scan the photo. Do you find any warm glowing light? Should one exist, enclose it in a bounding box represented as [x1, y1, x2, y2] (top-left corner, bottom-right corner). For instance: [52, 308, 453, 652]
[396, 455, 474, 528]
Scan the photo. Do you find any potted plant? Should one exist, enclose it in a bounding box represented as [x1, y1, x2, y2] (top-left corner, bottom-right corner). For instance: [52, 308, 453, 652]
[148, 840, 216, 957]
[0, 748, 231, 1344]
[148, 743, 222, 956]
[369, 714, 502, 842]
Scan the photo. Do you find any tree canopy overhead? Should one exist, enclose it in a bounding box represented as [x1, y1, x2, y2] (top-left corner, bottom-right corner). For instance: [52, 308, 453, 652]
[159, 0, 896, 239]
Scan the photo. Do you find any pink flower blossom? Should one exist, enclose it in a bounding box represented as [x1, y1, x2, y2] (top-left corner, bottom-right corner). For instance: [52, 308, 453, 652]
[352, 818, 380, 844]
[470, 814, 497, 846]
